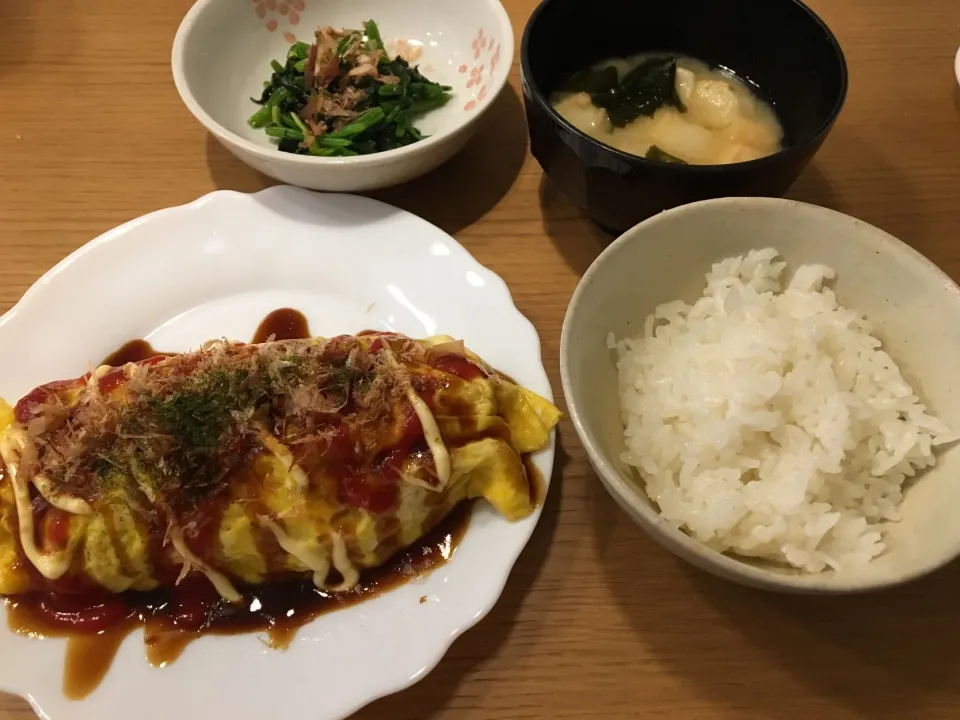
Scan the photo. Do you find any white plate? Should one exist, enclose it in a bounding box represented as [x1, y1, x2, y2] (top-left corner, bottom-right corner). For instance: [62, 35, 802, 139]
[0, 186, 555, 720]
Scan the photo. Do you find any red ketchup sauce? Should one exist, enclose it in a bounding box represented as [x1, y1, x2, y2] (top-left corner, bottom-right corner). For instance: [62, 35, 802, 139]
[429, 353, 487, 381]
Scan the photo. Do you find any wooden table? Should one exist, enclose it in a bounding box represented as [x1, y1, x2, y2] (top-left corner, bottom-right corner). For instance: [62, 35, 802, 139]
[2, 0, 959, 717]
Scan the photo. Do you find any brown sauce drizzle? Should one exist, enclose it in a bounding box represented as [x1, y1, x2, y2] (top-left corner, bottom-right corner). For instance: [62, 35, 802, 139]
[100, 308, 311, 368]
[4, 308, 547, 699]
[62, 626, 130, 699]
[252, 308, 310, 344]
[525, 456, 547, 507]
[101, 340, 174, 367]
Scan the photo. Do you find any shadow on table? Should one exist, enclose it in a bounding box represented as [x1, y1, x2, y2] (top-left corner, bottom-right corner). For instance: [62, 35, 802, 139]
[538, 123, 929, 281]
[368, 85, 528, 236]
[204, 85, 528, 237]
[348, 431, 571, 720]
[205, 135, 277, 194]
[539, 176, 613, 278]
[0, 0, 38, 78]
[787, 127, 927, 248]
[588, 474, 960, 719]
[536, 161, 841, 281]
[783, 160, 838, 210]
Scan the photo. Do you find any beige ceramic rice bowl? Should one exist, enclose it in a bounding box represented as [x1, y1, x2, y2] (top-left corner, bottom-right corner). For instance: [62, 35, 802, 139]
[561, 197, 960, 593]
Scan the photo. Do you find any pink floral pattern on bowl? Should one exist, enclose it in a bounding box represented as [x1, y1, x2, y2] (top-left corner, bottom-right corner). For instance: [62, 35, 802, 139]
[457, 27, 501, 112]
[253, 0, 305, 42]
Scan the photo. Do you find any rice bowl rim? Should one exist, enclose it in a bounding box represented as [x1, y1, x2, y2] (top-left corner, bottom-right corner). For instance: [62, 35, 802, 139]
[560, 196, 960, 594]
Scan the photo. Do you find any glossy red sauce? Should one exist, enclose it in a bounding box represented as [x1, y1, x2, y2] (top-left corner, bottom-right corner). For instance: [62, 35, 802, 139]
[429, 353, 487, 381]
[13, 377, 88, 424]
[338, 470, 398, 514]
[98, 356, 170, 395]
[43, 509, 72, 550]
[33, 593, 133, 634]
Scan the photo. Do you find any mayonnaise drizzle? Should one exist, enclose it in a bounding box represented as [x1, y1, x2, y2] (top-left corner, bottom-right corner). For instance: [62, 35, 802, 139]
[0, 430, 78, 580]
[31, 473, 93, 515]
[382, 346, 451, 491]
[168, 525, 242, 603]
[257, 517, 360, 592]
[258, 429, 308, 489]
[328, 533, 360, 591]
[258, 515, 331, 588]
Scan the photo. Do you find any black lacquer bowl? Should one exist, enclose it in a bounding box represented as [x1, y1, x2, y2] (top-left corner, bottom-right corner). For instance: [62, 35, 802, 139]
[520, 0, 848, 234]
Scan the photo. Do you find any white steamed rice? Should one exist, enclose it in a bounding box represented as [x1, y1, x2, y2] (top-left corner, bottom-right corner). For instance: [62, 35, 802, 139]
[611, 248, 956, 572]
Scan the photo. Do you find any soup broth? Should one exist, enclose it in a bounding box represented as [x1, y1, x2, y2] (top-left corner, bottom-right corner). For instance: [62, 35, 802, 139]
[552, 53, 784, 165]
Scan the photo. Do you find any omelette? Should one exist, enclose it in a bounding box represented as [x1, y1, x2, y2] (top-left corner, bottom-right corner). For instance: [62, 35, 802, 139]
[0, 332, 559, 603]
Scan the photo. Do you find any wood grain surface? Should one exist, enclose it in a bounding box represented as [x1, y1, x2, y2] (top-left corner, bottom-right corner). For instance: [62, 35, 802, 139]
[1, 0, 959, 718]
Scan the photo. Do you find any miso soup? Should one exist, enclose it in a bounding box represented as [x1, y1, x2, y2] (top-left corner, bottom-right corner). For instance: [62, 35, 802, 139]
[551, 53, 784, 165]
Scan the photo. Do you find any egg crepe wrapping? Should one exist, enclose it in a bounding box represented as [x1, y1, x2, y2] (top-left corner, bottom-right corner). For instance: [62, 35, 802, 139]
[0, 333, 560, 601]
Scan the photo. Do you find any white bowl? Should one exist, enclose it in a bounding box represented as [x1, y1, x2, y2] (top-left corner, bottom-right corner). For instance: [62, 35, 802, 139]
[561, 197, 960, 593]
[172, 0, 513, 191]
[955, 45, 960, 87]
